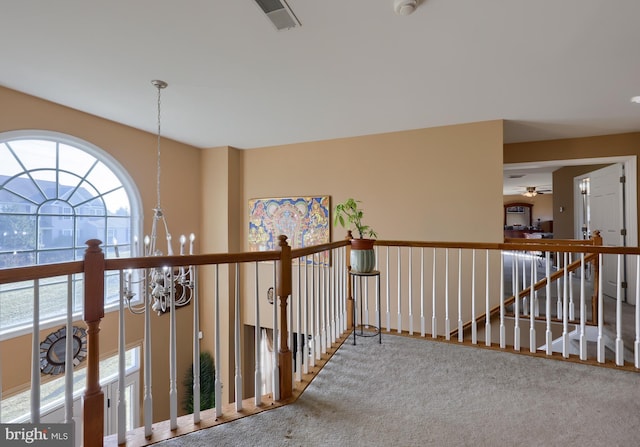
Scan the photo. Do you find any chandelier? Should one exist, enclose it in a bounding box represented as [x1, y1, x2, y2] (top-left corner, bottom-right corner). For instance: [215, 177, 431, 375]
[124, 80, 195, 315]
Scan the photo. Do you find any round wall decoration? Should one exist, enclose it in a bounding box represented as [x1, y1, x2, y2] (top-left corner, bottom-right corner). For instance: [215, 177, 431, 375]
[39, 326, 88, 375]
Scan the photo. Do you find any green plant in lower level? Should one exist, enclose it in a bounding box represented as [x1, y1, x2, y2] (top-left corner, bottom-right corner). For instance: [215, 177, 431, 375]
[182, 351, 215, 413]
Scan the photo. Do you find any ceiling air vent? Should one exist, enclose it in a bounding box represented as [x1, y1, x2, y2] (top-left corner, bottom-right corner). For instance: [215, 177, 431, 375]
[254, 0, 301, 31]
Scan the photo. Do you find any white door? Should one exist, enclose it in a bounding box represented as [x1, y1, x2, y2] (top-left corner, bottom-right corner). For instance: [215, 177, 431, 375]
[41, 397, 82, 447]
[103, 373, 140, 437]
[589, 163, 625, 299]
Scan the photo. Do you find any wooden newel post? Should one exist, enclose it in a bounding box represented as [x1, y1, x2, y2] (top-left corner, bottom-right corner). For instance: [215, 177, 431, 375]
[83, 239, 105, 447]
[346, 231, 354, 330]
[591, 230, 603, 323]
[277, 235, 293, 400]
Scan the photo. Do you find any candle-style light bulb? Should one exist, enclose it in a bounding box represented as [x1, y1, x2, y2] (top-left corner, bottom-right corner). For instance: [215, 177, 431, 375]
[166, 233, 173, 256]
[180, 235, 186, 255]
[189, 233, 195, 255]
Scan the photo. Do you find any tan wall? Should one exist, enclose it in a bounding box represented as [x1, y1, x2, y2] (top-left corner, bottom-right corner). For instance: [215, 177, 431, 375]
[0, 86, 202, 422]
[240, 120, 505, 243]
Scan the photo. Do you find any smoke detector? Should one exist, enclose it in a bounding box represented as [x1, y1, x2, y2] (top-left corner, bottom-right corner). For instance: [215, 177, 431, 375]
[394, 0, 417, 15]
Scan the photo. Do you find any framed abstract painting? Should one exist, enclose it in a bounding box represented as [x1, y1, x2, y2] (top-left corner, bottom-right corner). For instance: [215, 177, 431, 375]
[249, 196, 330, 264]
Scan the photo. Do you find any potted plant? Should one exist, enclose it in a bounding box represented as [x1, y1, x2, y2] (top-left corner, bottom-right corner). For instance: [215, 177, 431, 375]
[334, 198, 378, 273]
[182, 351, 215, 413]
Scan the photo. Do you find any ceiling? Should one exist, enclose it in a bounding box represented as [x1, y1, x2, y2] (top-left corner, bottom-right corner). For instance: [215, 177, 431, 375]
[2, 1, 640, 192]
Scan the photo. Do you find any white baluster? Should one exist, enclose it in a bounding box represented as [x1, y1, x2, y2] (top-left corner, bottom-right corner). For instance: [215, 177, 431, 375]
[314, 254, 320, 361]
[234, 264, 243, 410]
[255, 262, 262, 404]
[615, 254, 624, 366]
[373, 247, 380, 338]
[31, 279, 40, 423]
[272, 263, 280, 400]
[514, 252, 520, 352]
[569, 252, 575, 321]
[328, 252, 335, 345]
[296, 260, 302, 381]
[597, 254, 605, 363]
[409, 247, 414, 335]
[635, 255, 640, 368]
[432, 249, 437, 339]
[169, 270, 178, 429]
[485, 250, 492, 347]
[522, 254, 528, 316]
[445, 249, 450, 340]
[512, 251, 516, 299]
[341, 248, 347, 333]
[397, 247, 402, 333]
[579, 253, 587, 360]
[320, 254, 326, 354]
[308, 258, 315, 368]
[64, 275, 76, 443]
[545, 251, 553, 355]
[556, 251, 562, 319]
[118, 272, 126, 443]
[534, 253, 539, 317]
[386, 246, 391, 332]
[214, 265, 222, 417]
[458, 249, 463, 342]
[192, 267, 201, 422]
[471, 249, 477, 345]
[288, 276, 294, 389]
[529, 256, 536, 353]
[303, 257, 310, 373]
[562, 252, 569, 358]
[144, 269, 154, 435]
[420, 247, 426, 337]
[500, 251, 506, 349]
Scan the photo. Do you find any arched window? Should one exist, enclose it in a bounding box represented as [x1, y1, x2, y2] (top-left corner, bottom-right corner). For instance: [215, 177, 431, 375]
[0, 131, 141, 333]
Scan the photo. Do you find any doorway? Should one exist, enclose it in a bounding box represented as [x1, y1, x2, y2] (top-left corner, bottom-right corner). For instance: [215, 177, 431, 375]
[504, 155, 637, 305]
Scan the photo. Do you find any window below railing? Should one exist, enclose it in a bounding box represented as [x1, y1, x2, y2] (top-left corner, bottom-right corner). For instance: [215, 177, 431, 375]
[1, 346, 139, 423]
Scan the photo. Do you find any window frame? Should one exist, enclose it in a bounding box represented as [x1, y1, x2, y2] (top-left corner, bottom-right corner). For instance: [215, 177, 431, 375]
[0, 130, 143, 338]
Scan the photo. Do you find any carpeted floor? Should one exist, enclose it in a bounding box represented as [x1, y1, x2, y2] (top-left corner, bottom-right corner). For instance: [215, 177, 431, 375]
[154, 334, 640, 447]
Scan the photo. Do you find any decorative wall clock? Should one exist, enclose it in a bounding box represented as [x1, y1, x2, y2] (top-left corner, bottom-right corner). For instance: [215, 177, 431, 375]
[39, 326, 88, 375]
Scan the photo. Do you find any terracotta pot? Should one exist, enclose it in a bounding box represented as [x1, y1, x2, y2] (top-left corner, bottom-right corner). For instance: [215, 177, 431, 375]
[350, 238, 376, 273]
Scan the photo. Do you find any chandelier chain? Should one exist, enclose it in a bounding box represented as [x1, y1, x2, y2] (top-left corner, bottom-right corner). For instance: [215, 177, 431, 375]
[155, 82, 163, 210]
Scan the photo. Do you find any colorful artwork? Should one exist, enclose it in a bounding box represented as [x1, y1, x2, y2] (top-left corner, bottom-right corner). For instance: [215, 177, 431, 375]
[249, 196, 330, 262]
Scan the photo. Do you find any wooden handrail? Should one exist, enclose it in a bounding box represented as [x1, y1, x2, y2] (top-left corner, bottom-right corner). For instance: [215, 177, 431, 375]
[291, 240, 348, 259]
[0, 261, 83, 284]
[104, 250, 280, 271]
